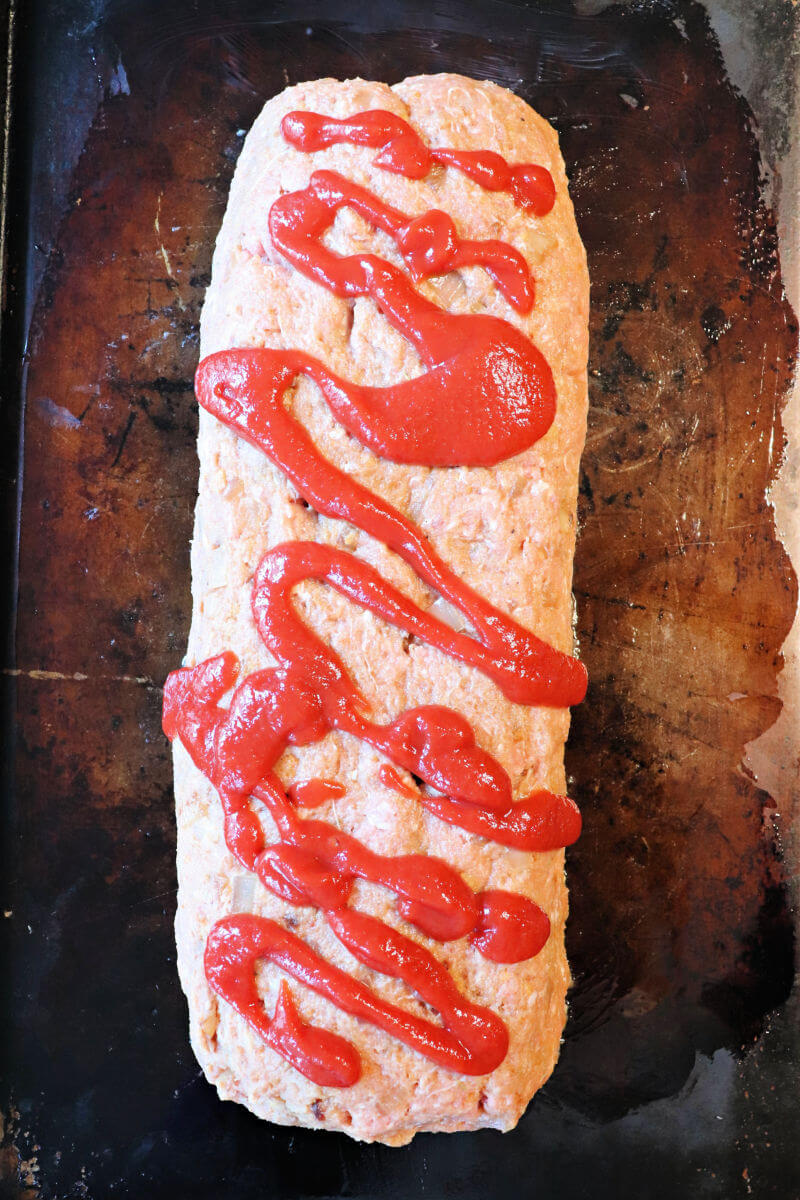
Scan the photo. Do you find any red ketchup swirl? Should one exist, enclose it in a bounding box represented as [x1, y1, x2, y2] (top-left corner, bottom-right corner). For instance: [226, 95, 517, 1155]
[163, 110, 583, 1088]
[281, 110, 557, 216]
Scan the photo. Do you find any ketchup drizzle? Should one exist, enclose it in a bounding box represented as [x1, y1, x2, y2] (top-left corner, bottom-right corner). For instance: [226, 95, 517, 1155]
[164, 108, 582, 1088]
[281, 110, 557, 216]
[269, 169, 536, 312]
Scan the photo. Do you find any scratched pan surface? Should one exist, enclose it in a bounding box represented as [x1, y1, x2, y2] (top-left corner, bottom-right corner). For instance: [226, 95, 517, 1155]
[0, 0, 797, 1196]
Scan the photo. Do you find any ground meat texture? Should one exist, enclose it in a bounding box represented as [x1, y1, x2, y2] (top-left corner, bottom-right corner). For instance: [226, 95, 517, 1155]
[173, 73, 589, 1146]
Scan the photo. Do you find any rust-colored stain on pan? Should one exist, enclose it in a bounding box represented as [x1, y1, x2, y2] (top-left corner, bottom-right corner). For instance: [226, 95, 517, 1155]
[2, 1, 797, 1196]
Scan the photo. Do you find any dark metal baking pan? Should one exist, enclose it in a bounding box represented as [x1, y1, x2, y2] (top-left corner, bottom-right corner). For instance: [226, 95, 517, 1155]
[1, 0, 797, 1196]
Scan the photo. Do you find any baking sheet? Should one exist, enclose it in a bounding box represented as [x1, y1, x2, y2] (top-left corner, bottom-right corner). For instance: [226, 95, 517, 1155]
[1, 0, 798, 1196]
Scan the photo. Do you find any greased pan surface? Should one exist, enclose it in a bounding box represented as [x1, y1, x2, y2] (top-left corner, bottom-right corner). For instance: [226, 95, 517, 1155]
[1, 0, 797, 1196]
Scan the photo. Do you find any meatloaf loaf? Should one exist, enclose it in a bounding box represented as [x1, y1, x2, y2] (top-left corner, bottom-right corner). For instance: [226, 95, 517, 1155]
[167, 73, 589, 1145]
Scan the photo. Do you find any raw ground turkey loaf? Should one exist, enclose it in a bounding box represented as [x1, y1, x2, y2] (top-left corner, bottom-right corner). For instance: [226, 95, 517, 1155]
[171, 73, 589, 1145]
